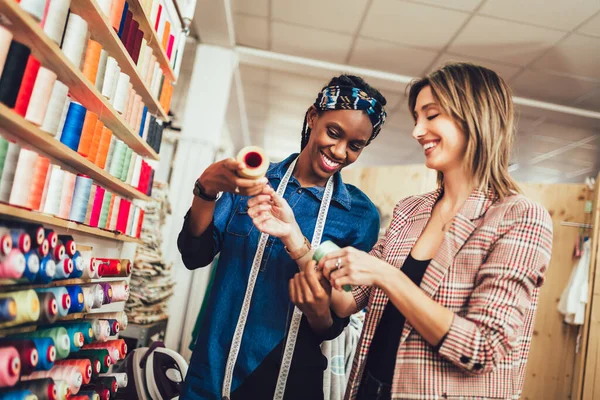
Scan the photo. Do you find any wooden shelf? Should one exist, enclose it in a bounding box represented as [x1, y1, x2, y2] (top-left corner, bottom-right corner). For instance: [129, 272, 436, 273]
[126, 0, 177, 82]
[0, 105, 151, 202]
[0, 204, 143, 244]
[70, 0, 170, 121]
[0, 277, 129, 291]
[0, 1, 160, 161]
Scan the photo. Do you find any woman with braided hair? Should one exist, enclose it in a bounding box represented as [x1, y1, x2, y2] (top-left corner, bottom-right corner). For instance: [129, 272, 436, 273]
[178, 75, 387, 399]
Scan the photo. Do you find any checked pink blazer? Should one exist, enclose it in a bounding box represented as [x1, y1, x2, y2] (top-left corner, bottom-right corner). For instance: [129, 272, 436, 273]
[346, 187, 553, 399]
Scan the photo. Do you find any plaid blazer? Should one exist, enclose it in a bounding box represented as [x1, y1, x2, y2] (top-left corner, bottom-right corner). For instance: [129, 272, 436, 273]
[346, 188, 553, 400]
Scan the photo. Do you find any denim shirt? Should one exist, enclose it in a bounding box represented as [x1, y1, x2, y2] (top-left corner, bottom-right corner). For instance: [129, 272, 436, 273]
[178, 154, 380, 399]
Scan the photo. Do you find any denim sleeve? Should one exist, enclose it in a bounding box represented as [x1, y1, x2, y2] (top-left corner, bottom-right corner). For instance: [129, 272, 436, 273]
[177, 192, 235, 270]
[353, 204, 380, 253]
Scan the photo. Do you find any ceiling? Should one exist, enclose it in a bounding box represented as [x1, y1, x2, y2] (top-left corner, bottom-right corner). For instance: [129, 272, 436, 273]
[186, 0, 600, 184]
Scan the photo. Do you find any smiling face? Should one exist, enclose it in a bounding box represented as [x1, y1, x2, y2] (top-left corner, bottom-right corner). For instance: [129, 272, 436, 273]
[412, 86, 468, 174]
[303, 106, 373, 182]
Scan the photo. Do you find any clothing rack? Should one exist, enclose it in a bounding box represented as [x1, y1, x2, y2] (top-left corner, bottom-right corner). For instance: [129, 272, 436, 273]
[561, 221, 593, 229]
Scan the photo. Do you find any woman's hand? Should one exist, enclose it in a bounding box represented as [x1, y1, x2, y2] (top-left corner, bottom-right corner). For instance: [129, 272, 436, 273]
[247, 186, 302, 241]
[198, 158, 268, 197]
[289, 261, 332, 319]
[319, 247, 393, 291]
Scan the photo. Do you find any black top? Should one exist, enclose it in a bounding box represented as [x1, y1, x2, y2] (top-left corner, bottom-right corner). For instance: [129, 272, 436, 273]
[365, 254, 430, 385]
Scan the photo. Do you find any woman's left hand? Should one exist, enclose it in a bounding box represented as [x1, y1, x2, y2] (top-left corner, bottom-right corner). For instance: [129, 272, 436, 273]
[319, 247, 393, 291]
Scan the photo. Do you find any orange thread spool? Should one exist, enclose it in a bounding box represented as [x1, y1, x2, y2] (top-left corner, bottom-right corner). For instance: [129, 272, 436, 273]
[77, 111, 98, 157]
[95, 127, 112, 169]
[87, 119, 104, 164]
[26, 156, 50, 210]
[82, 40, 102, 85]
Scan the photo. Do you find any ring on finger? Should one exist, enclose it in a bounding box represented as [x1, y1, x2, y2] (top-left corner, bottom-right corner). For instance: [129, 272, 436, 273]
[335, 257, 343, 270]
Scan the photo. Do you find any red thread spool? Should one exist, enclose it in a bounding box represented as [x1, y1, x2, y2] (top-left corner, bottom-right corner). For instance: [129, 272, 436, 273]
[56, 359, 92, 385]
[93, 258, 121, 277]
[13, 55, 41, 116]
[45, 230, 58, 249]
[58, 236, 76, 257]
[37, 238, 49, 258]
[12, 231, 31, 253]
[0, 340, 37, 375]
[236, 146, 269, 179]
[0, 231, 13, 256]
[52, 244, 65, 262]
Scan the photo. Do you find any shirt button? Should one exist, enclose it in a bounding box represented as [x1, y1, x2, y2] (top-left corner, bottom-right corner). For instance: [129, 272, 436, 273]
[297, 188, 302, 194]
[460, 356, 470, 364]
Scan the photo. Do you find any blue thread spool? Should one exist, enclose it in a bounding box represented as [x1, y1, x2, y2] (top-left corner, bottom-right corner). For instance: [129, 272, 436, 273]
[10, 230, 30, 253]
[70, 251, 84, 279]
[35, 256, 55, 284]
[29, 337, 55, 371]
[139, 106, 147, 137]
[0, 298, 17, 323]
[66, 285, 85, 313]
[69, 175, 93, 223]
[59, 102, 86, 151]
[36, 287, 69, 317]
[22, 251, 39, 282]
[106, 319, 120, 336]
[58, 321, 94, 345]
[0, 389, 36, 400]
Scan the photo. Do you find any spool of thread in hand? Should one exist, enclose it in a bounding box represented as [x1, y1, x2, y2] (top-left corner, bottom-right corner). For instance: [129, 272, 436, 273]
[0, 346, 21, 388]
[9, 148, 38, 207]
[40, 81, 69, 136]
[312, 240, 352, 292]
[0, 41, 30, 108]
[109, 282, 128, 302]
[36, 256, 55, 284]
[28, 338, 55, 371]
[236, 146, 270, 179]
[23, 251, 40, 282]
[55, 359, 92, 385]
[61, 13, 88, 68]
[43, 0, 71, 44]
[36, 291, 58, 325]
[10, 230, 31, 253]
[0, 26, 13, 78]
[59, 102, 86, 151]
[18, 327, 70, 360]
[13, 55, 41, 117]
[69, 175, 93, 223]
[36, 287, 70, 317]
[66, 285, 85, 313]
[0, 249, 26, 281]
[0, 340, 38, 375]
[0, 298, 17, 323]
[26, 156, 50, 210]
[25, 67, 57, 126]
[10, 378, 56, 400]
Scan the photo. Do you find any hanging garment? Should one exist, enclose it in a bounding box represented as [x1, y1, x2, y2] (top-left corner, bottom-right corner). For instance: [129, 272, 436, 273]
[558, 239, 591, 325]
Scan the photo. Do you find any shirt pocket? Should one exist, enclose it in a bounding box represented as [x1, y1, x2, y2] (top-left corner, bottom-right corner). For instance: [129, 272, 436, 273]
[226, 198, 255, 237]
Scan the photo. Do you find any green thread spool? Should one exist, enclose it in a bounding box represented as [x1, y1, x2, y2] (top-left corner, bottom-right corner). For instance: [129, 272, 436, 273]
[99, 192, 113, 228]
[15, 326, 70, 359]
[120, 147, 132, 182]
[109, 140, 125, 178]
[313, 241, 352, 292]
[58, 322, 94, 344]
[0, 137, 9, 178]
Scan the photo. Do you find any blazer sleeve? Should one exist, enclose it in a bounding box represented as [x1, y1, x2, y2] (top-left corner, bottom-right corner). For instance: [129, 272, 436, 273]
[437, 199, 553, 375]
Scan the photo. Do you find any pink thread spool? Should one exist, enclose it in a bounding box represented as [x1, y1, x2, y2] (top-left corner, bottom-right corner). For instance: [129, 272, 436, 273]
[0, 248, 26, 279]
[0, 346, 21, 387]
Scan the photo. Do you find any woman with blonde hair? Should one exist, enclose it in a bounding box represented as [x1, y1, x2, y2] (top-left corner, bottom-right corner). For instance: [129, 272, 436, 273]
[248, 62, 553, 399]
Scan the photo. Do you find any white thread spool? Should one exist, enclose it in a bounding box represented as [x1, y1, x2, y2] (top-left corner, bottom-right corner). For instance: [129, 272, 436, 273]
[0, 26, 13, 78]
[19, 0, 46, 21]
[97, 0, 112, 17]
[8, 148, 38, 207]
[113, 73, 130, 114]
[137, 39, 147, 70]
[25, 67, 58, 126]
[109, 196, 120, 230]
[0, 142, 21, 202]
[81, 287, 94, 312]
[58, 171, 76, 219]
[151, 63, 161, 96]
[144, 54, 156, 85]
[126, 153, 137, 185]
[80, 256, 97, 279]
[91, 284, 104, 307]
[99, 373, 127, 388]
[141, 48, 152, 83]
[131, 95, 142, 128]
[40, 80, 69, 136]
[130, 154, 142, 188]
[101, 56, 118, 100]
[69, 175, 93, 223]
[127, 205, 135, 235]
[96, 320, 110, 341]
[110, 282, 129, 302]
[54, 96, 72, 141]
[124, 84, 134, 125]
[61, 13, 88, 68]
[43, 0, 71, 44]
[142, 110, 151, 140]
[129, 207, 138, 236]
[95, 49, 109, 92]
[40, 164, 59, 213]
[109, 64, 120, 104]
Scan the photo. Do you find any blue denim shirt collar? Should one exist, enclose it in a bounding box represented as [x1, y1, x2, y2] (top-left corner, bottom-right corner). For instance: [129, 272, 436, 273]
[266, 153, 352, 211]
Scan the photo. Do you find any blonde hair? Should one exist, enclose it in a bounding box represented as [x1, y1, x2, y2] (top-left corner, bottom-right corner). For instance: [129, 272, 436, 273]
[407, 62, 520, 200]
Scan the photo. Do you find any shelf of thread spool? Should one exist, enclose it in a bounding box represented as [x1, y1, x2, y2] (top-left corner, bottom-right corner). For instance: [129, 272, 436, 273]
[0, 0, 161, 161]
[69, 0, 170, 121]
[0, 203, 143, 243]
[0, 277, 131, 291]
[126, 0, 178, 82]
[0, 104, 152, 202]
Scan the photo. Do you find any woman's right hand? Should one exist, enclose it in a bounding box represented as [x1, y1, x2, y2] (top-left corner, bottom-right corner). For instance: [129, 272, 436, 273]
[247, 185, 302, 242]
[198, 158, 268, 197]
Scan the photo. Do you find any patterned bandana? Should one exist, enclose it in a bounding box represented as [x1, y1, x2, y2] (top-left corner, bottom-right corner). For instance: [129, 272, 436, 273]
[301, 85, 387, 150]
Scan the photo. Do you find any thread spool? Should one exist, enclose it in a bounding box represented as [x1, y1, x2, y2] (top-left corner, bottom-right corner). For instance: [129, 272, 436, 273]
[121, 147, 133, 181]
[36, 256, 55, 284]
[0, 138, 9, 179]
[104, 319, 120, 336]
[70, 251, 85, 279]
[94, 320, 111, 341]
[55, 359, 92, 385]
[24, 67, 57, 126]
[23, 366, 82, 395]
[102, 137, 116, 173]
[0, 142, 21, 202]
[98, 283, 112, 305]
[28, 338, 55, 371]
[54, 380, 69, 400]
[54, 97, 72, 142]
[0, 249, 26, 281]
[108, 196, 120, 231]
[81, 344, 119, 365]
[40, 81, 69, 136]
[312, 240, 352, 292]
[108, 140, 125, 178]
[0, 346, 21, 387]
[10, 379, 56, 400]
[100, 57, 118, 100]
[18, 327, 70, 360]
[69, 175, 92, 223]
[93, 258, 119, 277]
[8, 148, 38, 207]
[0, 41, 30, 108]
[19, 0, 47, 20]
[87, 121, 104, 164]
[89, 186, 105, 228]
[0, 228, 13, 256]
[98, 192, 112, 229]
[236, 146, 270, 179]
[0, 26, 13, 78]
[81, 257, 98, 280]
[97, 376, 117, 396]
[68, 349, 111, 374]
[0, 340, 38, 375]
[0, 389, 37, 400]
[61, 325, 84, 353]
[95, 128, 112, 169]
[36, 291, 58, 325]
[10, 230, 31, 253]
[113, 73, 130, 113]
[26, 156, 50, 211]
[123, 84, 134, 125]
[82, 40, 101, 84]
[61, 13, 88, 68]
[109, 282, 128, 303]
[78, 391, 101, 400]
[61, 322, 94, 345]
[41, 166, 63, 215]
[80, 287, 94, 312]
[95, 50, 109, 92]
[85, 311, 127, 331]
[57, 172, 76, 220]
[77, 112, 98, 157]
[43, 0, 71, 44]
[22, 251, 39, 282]
[36, 287, 70, 317]
[13, 55, 40, 117]
[0, 298, 17, 323]
[0, 290, 39, 327]
[56, 236, 76, 258]
[66, 285, 85, 314]
[36, 238, 49, 259]
[59, 102, 86, 151]
[88, 284, 104, 308]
